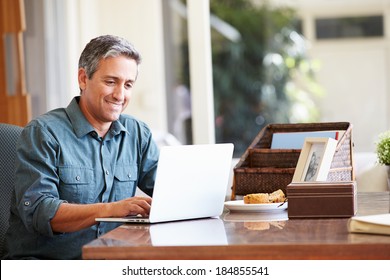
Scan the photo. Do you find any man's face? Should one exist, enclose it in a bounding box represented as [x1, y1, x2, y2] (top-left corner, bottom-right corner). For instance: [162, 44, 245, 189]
[78, 55, 138, 128]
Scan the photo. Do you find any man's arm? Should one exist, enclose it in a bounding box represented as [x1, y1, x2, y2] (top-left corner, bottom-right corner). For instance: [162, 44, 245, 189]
[50, 196, 152, 233]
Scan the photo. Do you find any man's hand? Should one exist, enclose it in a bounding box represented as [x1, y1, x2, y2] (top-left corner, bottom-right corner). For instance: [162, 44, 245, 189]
[109, 196, 152, 218]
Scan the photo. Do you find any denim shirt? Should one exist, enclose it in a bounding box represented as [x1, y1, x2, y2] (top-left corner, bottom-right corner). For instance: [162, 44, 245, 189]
[4, 97, 159, 259]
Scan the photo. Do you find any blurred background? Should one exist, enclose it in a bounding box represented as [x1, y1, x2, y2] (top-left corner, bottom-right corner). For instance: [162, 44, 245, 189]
[2, 0, 389, 159]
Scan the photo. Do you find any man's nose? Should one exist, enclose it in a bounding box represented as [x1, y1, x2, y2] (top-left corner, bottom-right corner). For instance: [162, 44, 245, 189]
[113, 86, 125, 101]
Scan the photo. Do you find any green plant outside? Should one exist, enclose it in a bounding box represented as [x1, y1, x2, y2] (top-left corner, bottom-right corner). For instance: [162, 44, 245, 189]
[376, 130, 390, 165]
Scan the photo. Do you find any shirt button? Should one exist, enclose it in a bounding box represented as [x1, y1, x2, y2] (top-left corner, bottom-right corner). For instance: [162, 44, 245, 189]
[75, 175, 81, 181]
[105, 170, 109, 175]
[24, 201, 30, 206]
[127, 173, 132, 178]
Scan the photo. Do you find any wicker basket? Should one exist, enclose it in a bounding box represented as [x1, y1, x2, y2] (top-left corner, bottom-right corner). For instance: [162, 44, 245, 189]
[231, 122, 354, 200]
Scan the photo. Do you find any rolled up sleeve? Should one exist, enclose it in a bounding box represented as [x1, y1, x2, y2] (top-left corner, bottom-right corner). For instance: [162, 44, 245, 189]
[14, 124, 64, 237]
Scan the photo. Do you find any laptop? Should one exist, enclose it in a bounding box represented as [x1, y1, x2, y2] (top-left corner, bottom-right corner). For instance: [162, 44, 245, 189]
[96, 143, 234, 224]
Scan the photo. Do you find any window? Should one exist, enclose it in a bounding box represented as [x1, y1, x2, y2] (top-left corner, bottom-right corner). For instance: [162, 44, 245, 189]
[162, 0, 193, 144]
[315, 15, 384, 39]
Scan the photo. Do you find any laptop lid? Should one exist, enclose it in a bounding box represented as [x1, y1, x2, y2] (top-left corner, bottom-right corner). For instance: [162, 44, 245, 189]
[96, 143, 234, 224]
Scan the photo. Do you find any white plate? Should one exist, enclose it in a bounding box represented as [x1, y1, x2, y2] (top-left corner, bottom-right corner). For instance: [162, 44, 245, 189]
[224, 200, 287, 212]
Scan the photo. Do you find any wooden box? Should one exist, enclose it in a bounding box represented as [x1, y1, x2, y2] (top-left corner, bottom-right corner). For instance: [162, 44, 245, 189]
[286, 181, 357, 218]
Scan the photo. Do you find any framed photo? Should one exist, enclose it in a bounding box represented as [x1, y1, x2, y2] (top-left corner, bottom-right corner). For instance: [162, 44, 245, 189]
[292, 137, 338, 182]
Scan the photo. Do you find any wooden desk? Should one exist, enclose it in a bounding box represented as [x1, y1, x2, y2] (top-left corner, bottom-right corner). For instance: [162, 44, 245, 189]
[82, 192, 390, 260]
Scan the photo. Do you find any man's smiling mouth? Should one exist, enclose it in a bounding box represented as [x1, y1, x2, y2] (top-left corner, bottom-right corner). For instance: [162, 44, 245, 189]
[106, 100, 123, 107]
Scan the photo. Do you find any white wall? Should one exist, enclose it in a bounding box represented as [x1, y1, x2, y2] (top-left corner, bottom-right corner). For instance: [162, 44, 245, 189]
[311, 42, 388, 152]
[294, 0, 390, 152]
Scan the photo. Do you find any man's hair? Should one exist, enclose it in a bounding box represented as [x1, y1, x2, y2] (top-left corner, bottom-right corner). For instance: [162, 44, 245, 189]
[78, 34, 142, 79]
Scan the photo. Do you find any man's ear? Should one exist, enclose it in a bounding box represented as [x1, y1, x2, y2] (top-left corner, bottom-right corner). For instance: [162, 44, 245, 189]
[78, 68, 87, 91]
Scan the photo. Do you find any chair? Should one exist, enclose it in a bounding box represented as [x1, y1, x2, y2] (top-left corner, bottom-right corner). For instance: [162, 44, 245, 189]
[0, 123, 23, 258]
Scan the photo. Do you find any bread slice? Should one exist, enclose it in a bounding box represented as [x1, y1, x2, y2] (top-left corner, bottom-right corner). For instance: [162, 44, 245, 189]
[243, 193, 270, 204]
[243, 189, 286, 204]
[269, 189, 286, 203]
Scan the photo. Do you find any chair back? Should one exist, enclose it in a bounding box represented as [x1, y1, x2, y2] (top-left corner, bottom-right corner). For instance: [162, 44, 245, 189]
[0, 123, 22, 258]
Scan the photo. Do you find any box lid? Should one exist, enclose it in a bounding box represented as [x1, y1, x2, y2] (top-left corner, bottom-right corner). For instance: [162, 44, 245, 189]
[287, 181, 356, 196]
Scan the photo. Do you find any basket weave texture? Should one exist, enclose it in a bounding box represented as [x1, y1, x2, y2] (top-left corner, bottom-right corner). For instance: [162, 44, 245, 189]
[232, 122, 354, 199]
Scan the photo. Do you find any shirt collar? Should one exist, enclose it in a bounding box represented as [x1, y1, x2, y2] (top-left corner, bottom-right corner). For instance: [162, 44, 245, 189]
[105, 117, 128, 140]
[65, 96, 127, 138]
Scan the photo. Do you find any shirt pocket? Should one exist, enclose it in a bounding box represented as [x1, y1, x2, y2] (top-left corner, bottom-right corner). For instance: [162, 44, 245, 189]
[113, 165, 138, 200]
[58, 166, 95, 203]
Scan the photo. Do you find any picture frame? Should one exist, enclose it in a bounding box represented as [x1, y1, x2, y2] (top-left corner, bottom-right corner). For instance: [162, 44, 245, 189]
[292, 137, 338, 182]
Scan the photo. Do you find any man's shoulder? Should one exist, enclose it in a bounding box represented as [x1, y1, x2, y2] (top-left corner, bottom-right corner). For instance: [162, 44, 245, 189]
[26, 108, 69, 130]
[119, 114, 150, 131]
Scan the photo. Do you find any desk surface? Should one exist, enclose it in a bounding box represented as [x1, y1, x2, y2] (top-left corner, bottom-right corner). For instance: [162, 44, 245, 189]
[82, 192, 390, 260]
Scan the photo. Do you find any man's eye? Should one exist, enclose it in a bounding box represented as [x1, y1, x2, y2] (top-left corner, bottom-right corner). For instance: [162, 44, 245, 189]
[106, 80, 115, 85]
[125, 83, 133, 89]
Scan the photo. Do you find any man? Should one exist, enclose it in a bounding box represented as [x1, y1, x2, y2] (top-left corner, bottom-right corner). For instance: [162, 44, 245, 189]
[4, 35, 159, 259]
